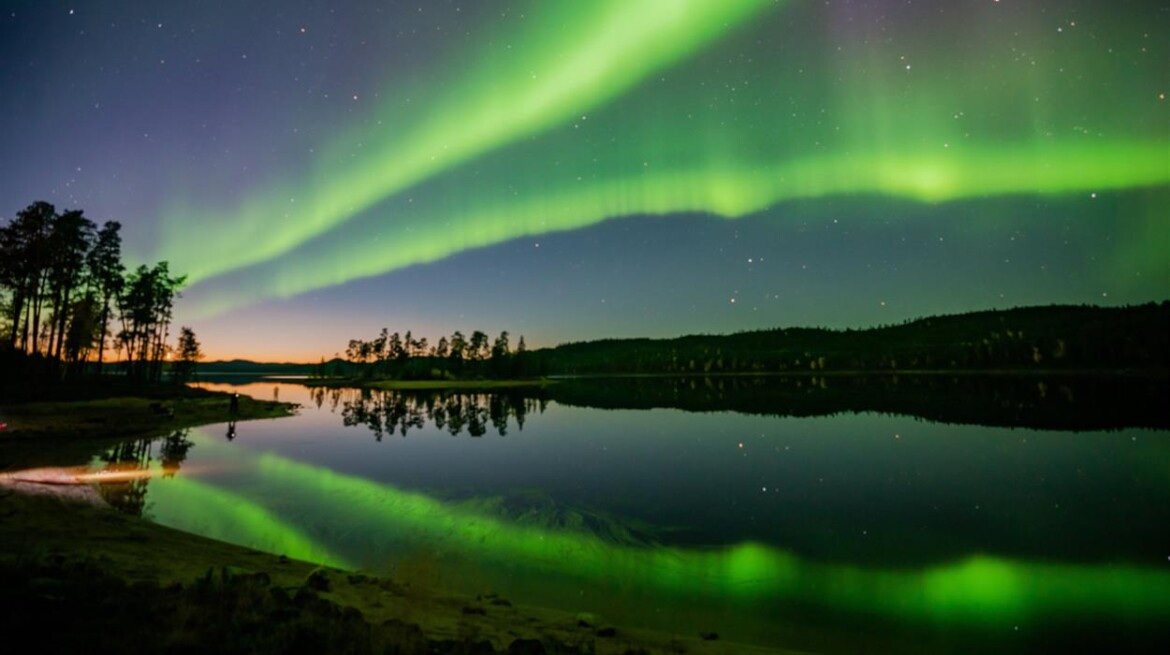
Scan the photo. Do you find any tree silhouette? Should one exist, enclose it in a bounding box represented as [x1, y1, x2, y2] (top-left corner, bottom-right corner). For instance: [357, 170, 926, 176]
[0, 201, 54, 354]
[449, 331, 466, 359]
[345, 339, 362, 364]
[373, 328, 389, 376]
[62, 293, 100, 369]
[515, 335, 529, 377]
[87, 220, 124, 374]
[116, 262, 185, 383]
[0, 201, 199, 385]
[470, 330, 488, 363]
[45, 209, 95, 361]
[173, 326, 202, 385]
[389, 331, 404, 361]
[492, 331, 510, 359]
[491, 330, 510, 376]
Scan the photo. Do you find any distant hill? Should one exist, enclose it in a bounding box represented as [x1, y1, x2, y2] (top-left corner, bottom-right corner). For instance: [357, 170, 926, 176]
[229, 303, 1168, 379]
[198, 359, 324, 375]
[530, 303, 1170, 375]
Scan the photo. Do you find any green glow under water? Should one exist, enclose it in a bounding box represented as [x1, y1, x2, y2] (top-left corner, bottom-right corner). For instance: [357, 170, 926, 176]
[146, 472, 351, 569]
[157, 0, 1170, 317]
[141, 437, 1170, 627]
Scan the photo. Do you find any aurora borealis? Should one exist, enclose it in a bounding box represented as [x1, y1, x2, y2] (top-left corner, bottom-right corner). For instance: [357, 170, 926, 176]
[1, 1, 1167, 360]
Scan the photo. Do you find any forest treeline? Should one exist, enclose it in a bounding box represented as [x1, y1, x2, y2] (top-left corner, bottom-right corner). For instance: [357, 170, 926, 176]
[534, 303, 1169, 375]
[320, 303, 1169, 381]
[0, 200, 195, 385]
[318, 328, 533, 380]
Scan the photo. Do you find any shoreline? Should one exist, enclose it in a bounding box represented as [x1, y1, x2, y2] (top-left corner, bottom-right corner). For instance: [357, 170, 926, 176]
[0, 387, 295, 470]
[0, 386, 796, 654]
[0, 476, 792, 654]
[0, 386, 295, 440]
[295, 367, 1169, 389]
[301, 377, 555, 390]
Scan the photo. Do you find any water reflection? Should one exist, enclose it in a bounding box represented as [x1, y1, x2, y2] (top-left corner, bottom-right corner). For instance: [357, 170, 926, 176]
[105, 380, 1170, 567]
[83, 377, 1170, 650]
[95, 439, 150, 515]
[315, 387, 547, 439]
[204, 373, 1169, 431]
[96, 428, 193, 515]
[100, 440, 1170, 650]
[545, 374, 1169, 430]
[159, 428, 195, 474]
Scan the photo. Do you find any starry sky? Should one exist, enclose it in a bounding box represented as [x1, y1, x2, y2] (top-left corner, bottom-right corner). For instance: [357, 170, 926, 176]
[1, 0, 1167, 362]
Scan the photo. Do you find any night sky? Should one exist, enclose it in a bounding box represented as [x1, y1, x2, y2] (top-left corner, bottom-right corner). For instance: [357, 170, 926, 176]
[2, 1, 1167, 361]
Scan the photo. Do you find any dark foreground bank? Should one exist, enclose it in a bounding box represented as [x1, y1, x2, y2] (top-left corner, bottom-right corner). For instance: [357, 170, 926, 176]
[0, 487, 791, 655]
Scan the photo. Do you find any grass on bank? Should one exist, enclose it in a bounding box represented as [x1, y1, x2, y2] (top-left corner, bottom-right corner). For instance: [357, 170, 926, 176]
[1, 383, 293, 440]
[0, 383, 294, 470]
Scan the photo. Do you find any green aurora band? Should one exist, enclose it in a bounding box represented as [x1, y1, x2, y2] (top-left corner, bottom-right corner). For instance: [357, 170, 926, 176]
[187, 143, 1170, 317]
[158, 0, 1170, 318]
[137, 434, 1170, 628]
[160, 0, 778, 285]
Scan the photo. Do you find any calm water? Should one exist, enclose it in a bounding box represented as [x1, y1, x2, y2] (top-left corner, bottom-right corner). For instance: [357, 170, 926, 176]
[92, 379, 1170, 652]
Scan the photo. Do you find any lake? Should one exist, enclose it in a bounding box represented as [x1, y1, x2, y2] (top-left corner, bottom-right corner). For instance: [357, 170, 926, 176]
[91, 376, 1170, 652]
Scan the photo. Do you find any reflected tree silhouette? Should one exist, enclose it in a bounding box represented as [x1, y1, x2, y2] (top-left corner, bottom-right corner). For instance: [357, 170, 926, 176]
[96, 438, 152, 515]
[96, 427, 194, 515]
[542, 374, 1168, 431]
[334, 389, 544, 440]
[320, 373, 1163, 441]
[159, 428, 194, 476]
